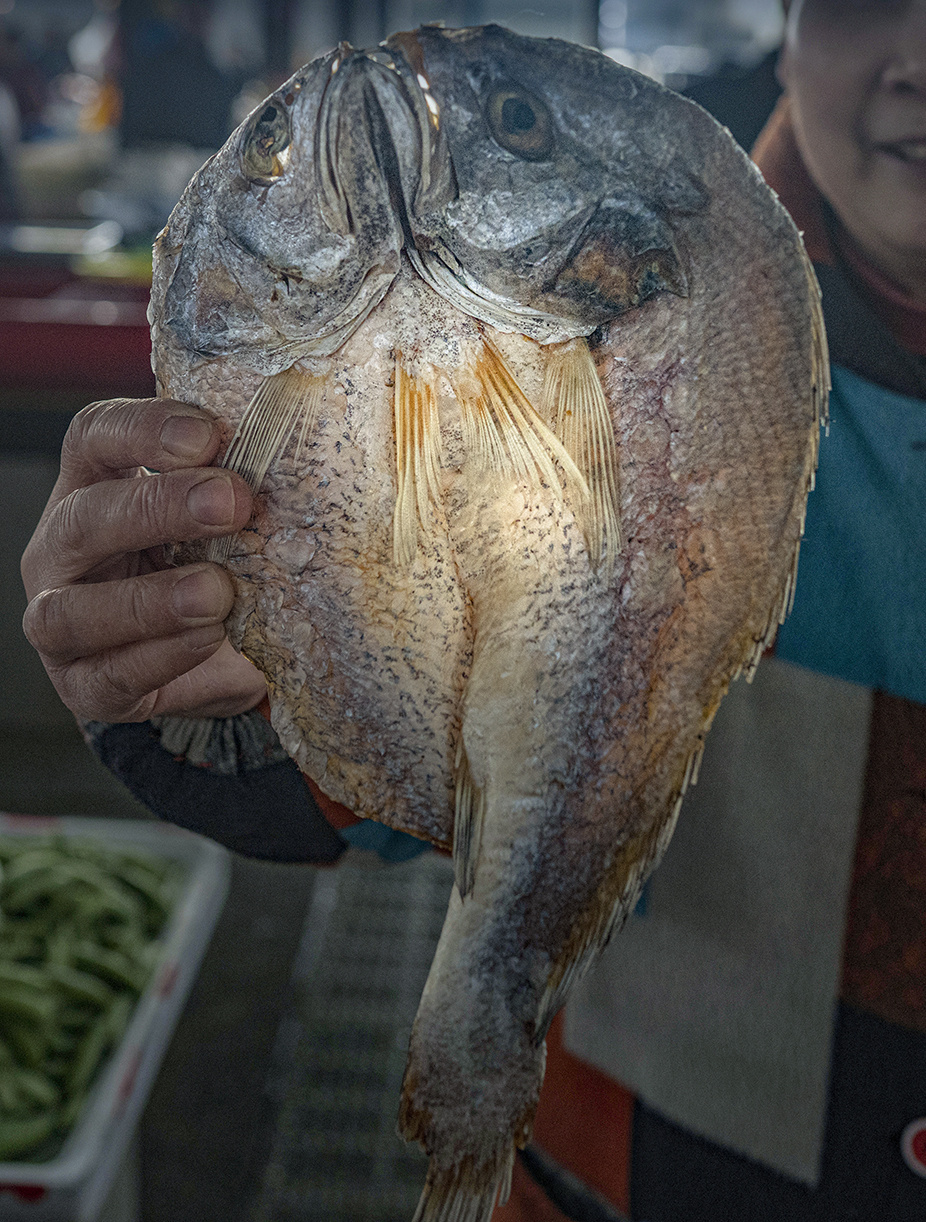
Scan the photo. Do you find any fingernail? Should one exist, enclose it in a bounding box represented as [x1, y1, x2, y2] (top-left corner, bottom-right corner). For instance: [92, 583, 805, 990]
[172, 568, 224, 620]
[187, 474, 235, 526]
[161, 415, 213, 458]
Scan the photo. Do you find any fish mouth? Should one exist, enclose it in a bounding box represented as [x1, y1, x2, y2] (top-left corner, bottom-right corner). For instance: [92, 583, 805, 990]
[314, 32, 687, 344]
[315, 36, 454, 239]
[313, 34, 594, 343]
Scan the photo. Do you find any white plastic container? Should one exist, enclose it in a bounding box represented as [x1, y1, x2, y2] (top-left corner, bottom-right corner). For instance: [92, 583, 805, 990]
[0, 814, 231, 1222]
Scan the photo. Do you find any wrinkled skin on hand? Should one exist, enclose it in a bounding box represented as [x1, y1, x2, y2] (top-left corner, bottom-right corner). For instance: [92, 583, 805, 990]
[20, 397, 265, 723]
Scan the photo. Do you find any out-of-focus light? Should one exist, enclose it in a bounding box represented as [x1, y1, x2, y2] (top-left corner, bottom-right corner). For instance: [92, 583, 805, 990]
[599, 0, 627, 31]
[57, 74, 100, 107]
[602, 47, 661, 84]
[652, 44, 712, 77]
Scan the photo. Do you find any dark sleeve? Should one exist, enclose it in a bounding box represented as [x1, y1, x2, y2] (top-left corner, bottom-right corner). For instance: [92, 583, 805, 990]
[81, 710, 347, 864]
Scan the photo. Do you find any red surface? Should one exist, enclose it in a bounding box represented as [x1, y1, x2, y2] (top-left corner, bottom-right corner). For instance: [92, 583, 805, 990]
[493, 1011, 634, 1220]
[0, 263, 155, 398]
[0, 1185, 47, 1202]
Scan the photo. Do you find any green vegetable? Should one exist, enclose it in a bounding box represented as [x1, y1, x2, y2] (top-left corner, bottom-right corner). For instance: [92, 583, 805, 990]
[0, 833, 183, 1162]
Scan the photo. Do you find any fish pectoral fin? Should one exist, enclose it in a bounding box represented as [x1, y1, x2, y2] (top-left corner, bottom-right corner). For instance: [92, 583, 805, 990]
[454, 336, 589, 504]
[542, 338, 622, 574]
[452, 745, 484, 899]
[208, 366, 326, 563]
[411, 1150, 516, 1222]
[393, 357, 444, 566]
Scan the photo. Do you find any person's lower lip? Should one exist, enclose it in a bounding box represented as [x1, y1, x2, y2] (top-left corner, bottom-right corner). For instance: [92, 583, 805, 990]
[876, 145, 926, 179]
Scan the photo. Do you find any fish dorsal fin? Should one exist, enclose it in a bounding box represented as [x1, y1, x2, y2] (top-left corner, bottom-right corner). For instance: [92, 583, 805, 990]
[207, 366, 325, 563]
[393, 357, 444, 566]
[542, 339, 622, 574]
[453, 336, 589, 506]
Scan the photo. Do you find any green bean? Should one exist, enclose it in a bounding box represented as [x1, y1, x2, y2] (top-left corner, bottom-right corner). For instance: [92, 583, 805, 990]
[0, 979, 56, 1028]
[0, 1021, 46, 1070]
[71, 942, 148, 994]
[0, 1111, 59, 1160]
[44, 962, 113, 1009]
[65, 1012, 111, 1098]
[0, 835, 182, 1160]
[9, 1066, 59, 1111]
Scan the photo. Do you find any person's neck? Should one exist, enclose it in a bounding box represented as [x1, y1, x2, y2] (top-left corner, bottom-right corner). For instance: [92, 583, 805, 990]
[838, 227, 926, 307]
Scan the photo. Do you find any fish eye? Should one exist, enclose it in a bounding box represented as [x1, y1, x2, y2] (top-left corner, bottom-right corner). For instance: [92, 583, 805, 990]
[486, 86, 554, 161]
[242, 101, 291, 183]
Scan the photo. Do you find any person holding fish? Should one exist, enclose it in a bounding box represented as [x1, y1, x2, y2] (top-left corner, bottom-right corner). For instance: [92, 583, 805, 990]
[18, 1, 926, 1221]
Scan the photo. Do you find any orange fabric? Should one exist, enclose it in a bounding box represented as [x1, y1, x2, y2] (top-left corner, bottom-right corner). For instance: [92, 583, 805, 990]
[835, 235, 926, 357]
[492, 1012, 634, 1219]
[751, 96, 834, 265]
[256, 695, 361, 829]
[753, 95, 926, 355]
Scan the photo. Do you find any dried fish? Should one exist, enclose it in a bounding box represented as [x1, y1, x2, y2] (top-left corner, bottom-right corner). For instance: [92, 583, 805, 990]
[149, 25, 827, 1221]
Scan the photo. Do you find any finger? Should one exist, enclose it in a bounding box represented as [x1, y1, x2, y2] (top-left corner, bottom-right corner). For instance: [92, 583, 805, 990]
[23, 563, 235, 664]
[47, 624, 230, 723]
[24, 467, 252, 593]
[56, 398, 225, 495]
[148, 641, 268, 719]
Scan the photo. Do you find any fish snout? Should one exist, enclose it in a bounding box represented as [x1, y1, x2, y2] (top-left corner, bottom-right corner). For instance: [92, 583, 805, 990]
[315, 39, 454, 242]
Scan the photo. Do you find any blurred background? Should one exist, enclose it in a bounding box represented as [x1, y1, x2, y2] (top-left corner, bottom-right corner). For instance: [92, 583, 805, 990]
[0, 3, 784, 1222]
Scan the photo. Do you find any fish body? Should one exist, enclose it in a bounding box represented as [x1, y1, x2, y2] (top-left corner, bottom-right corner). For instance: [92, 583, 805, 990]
[150, 26, 826, 1222]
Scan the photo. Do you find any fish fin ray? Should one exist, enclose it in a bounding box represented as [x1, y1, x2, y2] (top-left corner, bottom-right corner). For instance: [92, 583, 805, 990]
[394, 358, 443, 566]
[208, 366, 325, 564]
[543, 339, 622, 574]
[534, 781, 692, 1040]
[411, 1152, 515, 1222]
[455, 338, 589, 502]
[452, 746, 484, 899]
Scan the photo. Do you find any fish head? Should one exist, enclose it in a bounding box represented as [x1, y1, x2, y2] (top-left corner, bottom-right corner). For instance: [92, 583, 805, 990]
[153, 24, 712, 372]
[385, 24, 710, 338]
[155, 47, 408, 371]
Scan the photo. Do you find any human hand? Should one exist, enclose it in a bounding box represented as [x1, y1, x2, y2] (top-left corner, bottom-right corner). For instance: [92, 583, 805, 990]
[21, 397, 268, 722]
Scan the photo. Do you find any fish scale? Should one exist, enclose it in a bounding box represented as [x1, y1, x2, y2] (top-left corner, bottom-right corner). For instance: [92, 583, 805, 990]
[150, 24, 826, 1222]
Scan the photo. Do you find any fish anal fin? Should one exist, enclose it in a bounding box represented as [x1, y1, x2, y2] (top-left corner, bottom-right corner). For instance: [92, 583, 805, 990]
[208, 365, 326, 563]
[454, 337, 589, 504]
[393, 357, 444, 566]
[452, 745, 484, 899]
[543, 338, 622, 575]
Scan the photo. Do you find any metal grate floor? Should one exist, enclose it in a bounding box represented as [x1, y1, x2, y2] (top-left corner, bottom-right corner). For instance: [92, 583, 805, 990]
[253, 851, 455, 1222]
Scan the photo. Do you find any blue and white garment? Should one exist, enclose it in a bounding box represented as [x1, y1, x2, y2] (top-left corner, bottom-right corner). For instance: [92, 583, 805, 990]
[564, 363, 926, 1186]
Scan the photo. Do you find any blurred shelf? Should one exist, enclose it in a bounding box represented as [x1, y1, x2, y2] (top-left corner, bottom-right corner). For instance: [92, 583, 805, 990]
[0, 254, 154, 450]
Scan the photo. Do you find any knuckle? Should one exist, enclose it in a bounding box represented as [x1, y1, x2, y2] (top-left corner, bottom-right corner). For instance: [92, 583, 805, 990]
[130, 470, 175, 539]
[84, 659, 154, 722]
[51, 488, 93, 560]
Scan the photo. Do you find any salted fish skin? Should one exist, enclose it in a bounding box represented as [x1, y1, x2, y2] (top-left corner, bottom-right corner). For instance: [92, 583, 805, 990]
[148, 25, 825, 1222]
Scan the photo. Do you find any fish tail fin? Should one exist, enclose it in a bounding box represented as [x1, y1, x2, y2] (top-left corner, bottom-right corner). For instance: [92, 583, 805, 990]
[410, 1151, 515, 1222]
[208, 365, 325, 563]
[543, 338, 622, 575]
[394, 357, 443, 566]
